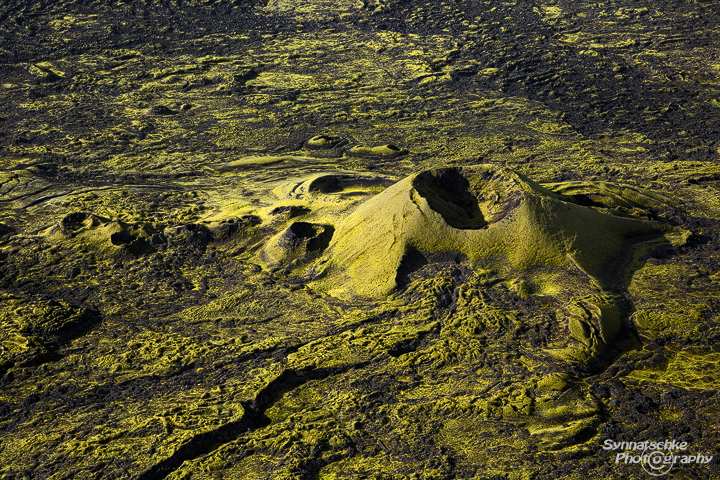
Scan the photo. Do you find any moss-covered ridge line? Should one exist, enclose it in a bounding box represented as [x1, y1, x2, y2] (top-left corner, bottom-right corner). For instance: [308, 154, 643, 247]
[315, 165, 673, 299]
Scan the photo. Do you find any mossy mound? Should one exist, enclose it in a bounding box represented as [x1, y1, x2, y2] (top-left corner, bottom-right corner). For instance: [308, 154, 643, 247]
[52, 212, 104, 236]
[272, 173, 394, 200]
[314, 165, 669, 299]
[209, 155, 309, 173]
[304, 134, 347, 150]
[548, 293, 631, 369]
[44, 212, 162, 256]
[347, 144, 409, 159]
[207, 214, 262, 241]
[262, 221, 334, 266]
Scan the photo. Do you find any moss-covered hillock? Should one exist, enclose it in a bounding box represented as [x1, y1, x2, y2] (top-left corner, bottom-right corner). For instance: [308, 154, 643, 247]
[316, 165, 671, 299]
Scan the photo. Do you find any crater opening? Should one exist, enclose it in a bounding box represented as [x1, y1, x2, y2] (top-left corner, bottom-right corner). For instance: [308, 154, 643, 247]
[110, 231, 136, 246]
[413, 169, 487, 229]
[60, 212, 94, 231]
[278, 222, 334, 253]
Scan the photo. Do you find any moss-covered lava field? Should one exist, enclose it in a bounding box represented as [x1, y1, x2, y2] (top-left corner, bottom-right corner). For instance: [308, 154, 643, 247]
[1, 0, 720, 478]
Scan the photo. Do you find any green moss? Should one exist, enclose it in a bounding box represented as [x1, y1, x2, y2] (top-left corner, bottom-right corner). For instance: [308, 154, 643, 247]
[2, 3, 720, 479]
[314, 165, 670, 299]
[627, 349, 720, 391]
[347, 144, 409, 159]
[629, 262, 712, 337]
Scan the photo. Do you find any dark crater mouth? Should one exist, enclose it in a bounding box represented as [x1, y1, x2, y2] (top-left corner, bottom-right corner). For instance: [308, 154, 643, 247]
[110, 231, 136, 246]
[60, 212, 95, 231]
[269, 205, 311, 218]
[279, 222, 334, 253]
[413, 169, 487, 230]
[307, 174, 394, 194]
